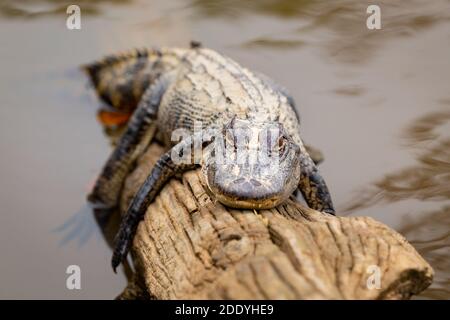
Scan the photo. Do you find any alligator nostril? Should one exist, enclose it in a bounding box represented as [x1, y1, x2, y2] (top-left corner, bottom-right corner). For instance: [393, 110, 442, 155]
[234, 177, 246, 184]
[249, 179, 262, 187]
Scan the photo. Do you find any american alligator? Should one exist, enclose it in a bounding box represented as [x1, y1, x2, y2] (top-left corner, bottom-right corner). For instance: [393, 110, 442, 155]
[84, 43, 335, 271]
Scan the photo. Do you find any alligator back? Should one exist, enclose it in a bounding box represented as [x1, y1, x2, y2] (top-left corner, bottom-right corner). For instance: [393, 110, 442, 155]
[157, 48, 303, 147]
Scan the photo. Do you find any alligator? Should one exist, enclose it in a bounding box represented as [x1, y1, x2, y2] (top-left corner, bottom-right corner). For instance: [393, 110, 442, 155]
[83, 43, 335, 272]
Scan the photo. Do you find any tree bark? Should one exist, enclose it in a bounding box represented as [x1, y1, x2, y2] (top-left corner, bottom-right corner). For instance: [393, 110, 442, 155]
[117, 143, 433, 300]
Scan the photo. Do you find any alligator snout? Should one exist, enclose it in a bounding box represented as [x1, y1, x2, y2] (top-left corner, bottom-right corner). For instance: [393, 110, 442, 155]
[233, 177, 262, 187]
[225, 177, 276, 200]
[205, 166, 289, 209]
[230, 177, 269, 199]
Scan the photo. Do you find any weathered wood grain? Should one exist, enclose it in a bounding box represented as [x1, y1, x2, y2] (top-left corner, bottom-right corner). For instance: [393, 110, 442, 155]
[117, 143, 433, 300]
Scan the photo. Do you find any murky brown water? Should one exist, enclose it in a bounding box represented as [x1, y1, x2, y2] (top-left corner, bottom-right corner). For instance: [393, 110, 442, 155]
[0, 0, 448, 299]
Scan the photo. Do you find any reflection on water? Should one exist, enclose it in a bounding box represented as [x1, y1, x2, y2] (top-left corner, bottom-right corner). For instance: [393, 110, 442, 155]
[399, 206, 450, 299]
[342, 111, 450, 299]
[53, 204, 100, 247]
[241, 37, 305, 50]
[0, 0, 448, 299]
[0, 0, 132, 18]
[344, 111, 450, 211]
[192, 0, 450, 63]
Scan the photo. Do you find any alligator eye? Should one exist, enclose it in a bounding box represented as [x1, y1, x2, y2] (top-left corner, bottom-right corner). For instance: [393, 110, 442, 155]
[279, 141, 286, 154]
[223, 129, 238, 152]
[223, 127, 233, 142]
[278, 136, 286, 148]
[278, 136, 288, 157]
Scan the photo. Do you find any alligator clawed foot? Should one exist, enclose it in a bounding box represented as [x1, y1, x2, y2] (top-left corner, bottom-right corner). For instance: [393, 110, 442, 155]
[112, 229, 133, 273]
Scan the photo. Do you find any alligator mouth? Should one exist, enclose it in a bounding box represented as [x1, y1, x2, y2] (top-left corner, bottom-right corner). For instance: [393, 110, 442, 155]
[204, 179, 287, 209]
[200, 163, 291, 210]
[213, 193, 286, 210]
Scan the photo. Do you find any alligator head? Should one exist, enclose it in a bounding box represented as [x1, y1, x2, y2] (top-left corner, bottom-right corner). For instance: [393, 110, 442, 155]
[202, 117, 301, 209]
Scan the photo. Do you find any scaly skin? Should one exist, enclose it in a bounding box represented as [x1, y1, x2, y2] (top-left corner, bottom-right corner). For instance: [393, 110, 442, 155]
[83, 47, 187, 113]
[83, 44, 335, 272]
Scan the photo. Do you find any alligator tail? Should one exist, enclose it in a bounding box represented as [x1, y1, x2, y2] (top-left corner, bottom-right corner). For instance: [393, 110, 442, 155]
[82, 47, 185, 112]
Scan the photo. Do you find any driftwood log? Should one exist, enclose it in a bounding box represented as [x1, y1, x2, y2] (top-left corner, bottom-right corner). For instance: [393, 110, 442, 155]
[116, 143, 433, 300]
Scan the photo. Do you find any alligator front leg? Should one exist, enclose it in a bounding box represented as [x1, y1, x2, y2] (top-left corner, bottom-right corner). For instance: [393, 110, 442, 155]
[111, 135, 203, 271]
[88, 73, 175, 209]
[298, 152, 335, 215]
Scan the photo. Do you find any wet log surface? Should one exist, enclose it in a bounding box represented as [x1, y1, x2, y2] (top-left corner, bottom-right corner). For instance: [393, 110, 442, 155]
[117, 143, 433, 300]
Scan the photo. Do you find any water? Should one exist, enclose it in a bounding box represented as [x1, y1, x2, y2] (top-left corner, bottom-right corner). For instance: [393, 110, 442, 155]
[0, 0, 448, 299]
